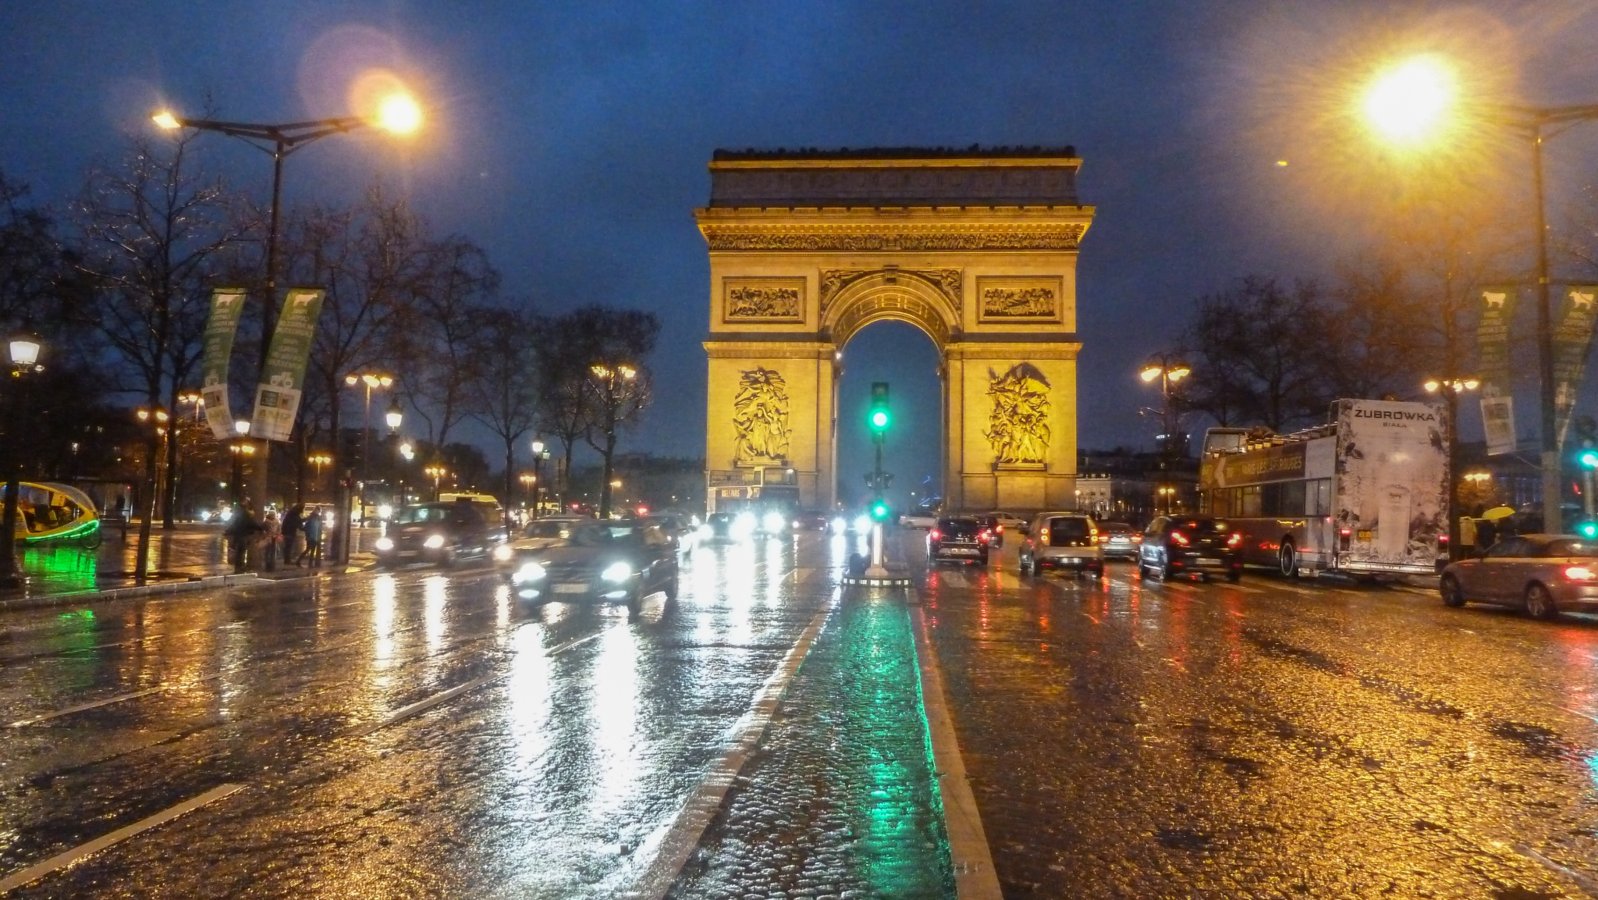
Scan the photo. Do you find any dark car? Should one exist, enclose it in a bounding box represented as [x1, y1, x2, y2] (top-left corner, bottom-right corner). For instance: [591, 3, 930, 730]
[1439, 533, 1598, 619]
[971, 513, 1004, 547]
[373, 501, 498, 568]
[1097, 521, 1140, 561]
[928, 516, 990, 566]
[504, 519, 679, 614]
[792, 509, 832, 531]
[1138, 515, 1243, 582]
[705, 512, 739, 543]
[642, 513, 699, 561]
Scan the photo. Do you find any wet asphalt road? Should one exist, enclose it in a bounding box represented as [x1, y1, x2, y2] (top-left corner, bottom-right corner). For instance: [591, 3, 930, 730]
[916, 538, 1598, 899]
[5, 527, 1598, 898]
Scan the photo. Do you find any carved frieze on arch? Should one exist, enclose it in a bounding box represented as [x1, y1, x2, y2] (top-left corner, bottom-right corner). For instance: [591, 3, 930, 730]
[985, 362, 1052, 465]
[732, 366, 791, 464]
[820, 270, 961, 349]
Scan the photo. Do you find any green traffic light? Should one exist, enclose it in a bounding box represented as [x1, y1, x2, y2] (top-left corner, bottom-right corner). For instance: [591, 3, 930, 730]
[869, 409, 890, 430]
[1580, 449, 1598, 470]
[1580, 521, 1598, 539]
[870, 499, 890, 521]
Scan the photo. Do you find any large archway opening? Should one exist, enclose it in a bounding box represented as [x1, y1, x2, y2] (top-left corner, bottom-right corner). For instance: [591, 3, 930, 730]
[835, 321, 943, 513]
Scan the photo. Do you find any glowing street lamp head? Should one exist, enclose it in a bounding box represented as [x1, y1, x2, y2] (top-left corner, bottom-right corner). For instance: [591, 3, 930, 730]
[1361, 54, 1457, 148]
[374, 92, 423, 134]
[152, 111, 182, 131]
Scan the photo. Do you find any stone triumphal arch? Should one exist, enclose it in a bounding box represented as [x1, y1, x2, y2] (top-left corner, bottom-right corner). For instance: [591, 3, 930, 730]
[698, 148, 1094, 513]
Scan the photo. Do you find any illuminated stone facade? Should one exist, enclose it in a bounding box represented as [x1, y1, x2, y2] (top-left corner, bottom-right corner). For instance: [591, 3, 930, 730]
[698, 148, 1093, 513]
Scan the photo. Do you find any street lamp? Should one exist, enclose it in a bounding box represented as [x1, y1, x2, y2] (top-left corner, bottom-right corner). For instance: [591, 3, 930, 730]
[178, 390, 204, 422]
[588, 365, 638, 518]
[530, 438, 548, 520]
[1157, 485, 1178, 515]
[229, 419, 254, 506]
[1139, 353, 1192, 463]
[0, 333, 43, 589]
[135, 406, 171, 520]
[425, 464, 446, 501]
[153, 90, 422, 514]
[1360, 54, 1598, 534]
[1426, 375, 1481, 560]
[519, 473, 535, 510]
[385, 401, 404, 433]
[344, 371, 393, 527]
[308, 451, 332, 498]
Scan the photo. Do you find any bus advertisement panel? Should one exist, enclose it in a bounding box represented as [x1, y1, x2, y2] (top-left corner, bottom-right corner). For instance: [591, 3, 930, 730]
[1200, 399, 1446, 578]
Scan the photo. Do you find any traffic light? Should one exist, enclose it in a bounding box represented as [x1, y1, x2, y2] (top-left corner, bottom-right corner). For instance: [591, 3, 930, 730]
[1580, 447, 1598, 470]
[868, 382, 891, 438]
[1579, 520, 1598, 539]
[869, 496, 891, 523]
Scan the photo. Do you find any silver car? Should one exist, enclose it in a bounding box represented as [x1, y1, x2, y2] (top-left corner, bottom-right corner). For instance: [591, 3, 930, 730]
[1439, 533, 1598, 620]
[1019, 512, 1103, 578]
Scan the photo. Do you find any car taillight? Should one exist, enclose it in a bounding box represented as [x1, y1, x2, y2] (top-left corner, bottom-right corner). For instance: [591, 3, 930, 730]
[1564, 565, 1597, 582]
[1227, 532, 1243, 548]
[1132, 534, 1143, 543]
[1170, 531, 1190, 547]
[929, 529, 941, 541]
[995, 525, 1004, 534]
[979, 530, 991, 544]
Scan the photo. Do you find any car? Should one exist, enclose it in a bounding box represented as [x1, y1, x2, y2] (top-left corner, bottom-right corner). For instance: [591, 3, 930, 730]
[1138, 515, 1242, 582]
[1439, 533, 1598, 620]
[502, 519, 679, 615]
[791, 509, 832, 531]
[642, 512, 701, 560]
[1019, 512, 1104, 577]
[1096, 521, 1140, 560]
[984, 510, 1028, 536]
[373, 501, 500, 569]
[928, 516, 990, 565]
[492, 516, 588, 571]
[705, 512, 738, 543]
[969, 513, 1004, 547]
[900, 508, 940, 529]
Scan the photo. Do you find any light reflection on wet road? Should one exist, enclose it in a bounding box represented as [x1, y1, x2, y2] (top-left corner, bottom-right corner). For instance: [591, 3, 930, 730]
[0, 534, 844, 897]
[915, 536, 1598, 898]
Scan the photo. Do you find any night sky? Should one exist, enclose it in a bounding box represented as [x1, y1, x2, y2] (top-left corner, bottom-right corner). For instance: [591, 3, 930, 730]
[5, 1, 1598, 506]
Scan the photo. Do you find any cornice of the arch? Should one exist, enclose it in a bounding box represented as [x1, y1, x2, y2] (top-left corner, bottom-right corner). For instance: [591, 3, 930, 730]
[821, 272, 960, 349]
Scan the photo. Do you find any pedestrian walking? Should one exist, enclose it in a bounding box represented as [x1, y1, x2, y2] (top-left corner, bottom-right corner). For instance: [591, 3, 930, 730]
[299, 506, 324, 568]
[261, 511, 281, 571]
[282, 503, 305, 566]
[225, 501, 264, 573]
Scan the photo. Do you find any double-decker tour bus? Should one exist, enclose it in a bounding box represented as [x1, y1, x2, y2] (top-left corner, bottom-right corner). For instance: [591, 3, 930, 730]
[1198, 398, 1448, 578]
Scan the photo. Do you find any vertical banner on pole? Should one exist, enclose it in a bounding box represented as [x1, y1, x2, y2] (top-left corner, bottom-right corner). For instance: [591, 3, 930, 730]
[251, 288, 325, 442]
[201, 288, 246, 440]
[1477, 287, 1517, 456]
[1554, 285, 1598, 448]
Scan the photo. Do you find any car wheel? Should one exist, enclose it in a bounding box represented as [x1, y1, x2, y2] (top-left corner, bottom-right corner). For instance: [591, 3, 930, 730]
[1019, 555, 1032, 576]
[1440, 574, 1466, 608]
[1226, 570, 1242, 583]
[663, 575, 679, 602]
[1524, 583, 1559, 620]
[1137, 557, 1149, 578]
[1279, 540, 1299, 578]
[978, 553, 990, 566]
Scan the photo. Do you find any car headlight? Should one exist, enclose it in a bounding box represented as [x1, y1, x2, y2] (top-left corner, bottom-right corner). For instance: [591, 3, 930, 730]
[763, 511, 786, 533]
[853, 514, 872, 534]
[600, 561, 633, 583]
[831, 516, 848, 534]
[493, 544, 513, 562]
[374, 536, 394, 552]
[513, 562, 547, 583]
[377, 504, 393, 521]
[732, 513, 757, 540]
[423, 534, 445, 550]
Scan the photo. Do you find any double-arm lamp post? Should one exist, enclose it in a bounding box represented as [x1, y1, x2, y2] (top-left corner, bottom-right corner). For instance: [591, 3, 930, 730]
[1361, 56, 1598, 534]
[589, 365, 636, 519]
[153, 91, 421, 515]
[1426, 376, 1480, 559]
[1140, 354, 1191, 514]
[530, 438, 549, 520]
[0, 334, 43, 589]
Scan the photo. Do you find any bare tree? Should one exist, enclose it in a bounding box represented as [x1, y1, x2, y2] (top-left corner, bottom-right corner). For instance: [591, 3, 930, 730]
[394, 237, 498, 453]
[73, 132, 247, 578]
[464, 303, 540, 535]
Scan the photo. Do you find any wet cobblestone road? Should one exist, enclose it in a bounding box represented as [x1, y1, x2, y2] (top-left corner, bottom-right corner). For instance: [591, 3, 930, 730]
[918, 538, 1598, 898]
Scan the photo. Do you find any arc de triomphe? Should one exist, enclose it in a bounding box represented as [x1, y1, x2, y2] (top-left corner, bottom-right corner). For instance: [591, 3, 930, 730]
[698, 147, 1094, 514]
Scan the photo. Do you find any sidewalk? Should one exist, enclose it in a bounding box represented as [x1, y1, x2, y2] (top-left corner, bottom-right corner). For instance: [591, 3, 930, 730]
[0, 521, 375, 610]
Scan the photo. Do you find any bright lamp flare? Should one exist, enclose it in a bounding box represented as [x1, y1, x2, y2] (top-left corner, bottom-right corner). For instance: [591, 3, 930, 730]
[375, 93, 422, 134]
[1362, 55, 1456, 146]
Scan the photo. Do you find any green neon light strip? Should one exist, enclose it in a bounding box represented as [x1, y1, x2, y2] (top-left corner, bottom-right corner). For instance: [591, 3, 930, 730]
[21, 519, 100, 544]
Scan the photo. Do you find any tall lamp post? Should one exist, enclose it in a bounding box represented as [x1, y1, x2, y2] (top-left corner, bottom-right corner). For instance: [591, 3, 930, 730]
[1359, 56, 1598, 534]
[229, 419, 253, 505]
[0, 334, 43, 589]
[589, 365, 637, 518]
[344, 372, 393, 527]
[1426, 375, 1480, 559]
[153, 92, 421, 514]
[425, 464, 446, 501]
[530, 438, 548, 520]
[308, 452, 332, 499]
[1139, 354, 1192, 460]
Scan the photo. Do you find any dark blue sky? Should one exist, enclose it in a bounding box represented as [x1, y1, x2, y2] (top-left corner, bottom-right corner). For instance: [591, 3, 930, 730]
[5, 1, 1598, 495]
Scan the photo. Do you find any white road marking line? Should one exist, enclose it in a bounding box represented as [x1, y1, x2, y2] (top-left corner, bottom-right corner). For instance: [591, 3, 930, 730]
[0, 783, 243, 893]
[627, 602, 833, 900]
[8, 672, 222, 727]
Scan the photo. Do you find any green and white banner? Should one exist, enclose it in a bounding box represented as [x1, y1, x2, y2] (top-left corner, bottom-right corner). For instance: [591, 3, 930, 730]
[1477, 287, 1516, 455]
[200, 287, 247, 440]
[251, 288, 324, 442]
[1555, 285, 1598, 448]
